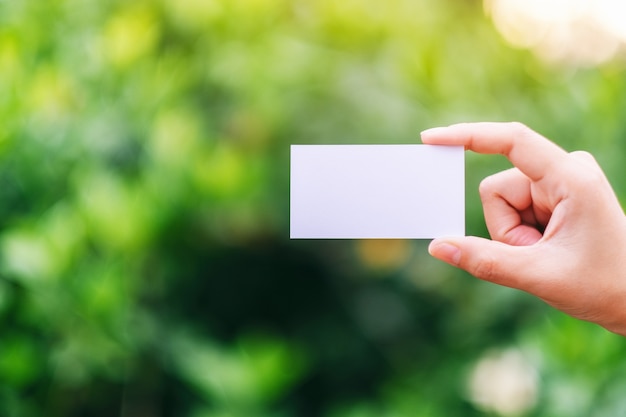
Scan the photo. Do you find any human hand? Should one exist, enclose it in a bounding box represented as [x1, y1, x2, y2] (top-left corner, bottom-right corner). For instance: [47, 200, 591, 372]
[421, 122, 626, 336]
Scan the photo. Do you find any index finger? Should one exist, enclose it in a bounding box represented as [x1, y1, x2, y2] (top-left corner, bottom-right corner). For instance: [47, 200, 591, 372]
[421, 122, 567, 181]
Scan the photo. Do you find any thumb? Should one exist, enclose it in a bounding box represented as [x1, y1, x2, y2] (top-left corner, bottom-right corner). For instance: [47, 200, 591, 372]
[428, 236, 536, 290]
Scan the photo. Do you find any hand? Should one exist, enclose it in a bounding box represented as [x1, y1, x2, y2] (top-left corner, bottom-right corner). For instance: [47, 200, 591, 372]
[421, 122, 626, 336]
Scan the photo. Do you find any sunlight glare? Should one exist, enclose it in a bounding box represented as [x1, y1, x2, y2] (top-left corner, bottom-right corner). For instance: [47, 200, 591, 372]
[484, 0, 626, 66]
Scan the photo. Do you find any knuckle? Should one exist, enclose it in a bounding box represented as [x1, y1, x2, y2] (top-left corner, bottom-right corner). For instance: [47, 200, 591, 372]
[478, 175, 497, 198]
[472, 255, 498, 282]
[569, 150, 597, 164]
[565, 152, 605, 186]
[508, 121, 532, 138]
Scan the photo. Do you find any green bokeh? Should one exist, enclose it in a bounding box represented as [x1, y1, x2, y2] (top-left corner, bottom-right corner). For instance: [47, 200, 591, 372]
[0, 0, 625, 416]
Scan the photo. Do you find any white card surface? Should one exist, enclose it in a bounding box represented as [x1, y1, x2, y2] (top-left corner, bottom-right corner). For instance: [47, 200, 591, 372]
[290, 144, 464, 239]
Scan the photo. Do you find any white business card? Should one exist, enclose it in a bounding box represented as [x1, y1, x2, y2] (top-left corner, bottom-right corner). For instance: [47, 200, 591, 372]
[290, 144, 464, 239]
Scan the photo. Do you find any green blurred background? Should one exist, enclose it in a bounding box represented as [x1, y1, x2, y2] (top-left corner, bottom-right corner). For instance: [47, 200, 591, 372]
[1, 0, 626, 415]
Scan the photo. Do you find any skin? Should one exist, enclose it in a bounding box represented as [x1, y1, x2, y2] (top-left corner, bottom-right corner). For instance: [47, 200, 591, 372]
[420, 122, 626, 336]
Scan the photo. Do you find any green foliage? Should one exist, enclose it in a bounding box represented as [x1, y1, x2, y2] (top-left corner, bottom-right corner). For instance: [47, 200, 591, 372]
[0, 0, 625, 415]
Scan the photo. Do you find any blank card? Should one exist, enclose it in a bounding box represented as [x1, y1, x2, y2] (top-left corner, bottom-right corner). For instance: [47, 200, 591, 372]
[290, 144, 464, 239]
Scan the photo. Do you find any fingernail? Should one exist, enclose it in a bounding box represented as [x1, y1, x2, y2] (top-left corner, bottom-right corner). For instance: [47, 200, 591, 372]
[420, 127, 446, 139]
[428, 241, 461, 265]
